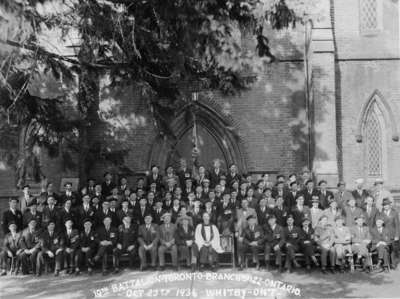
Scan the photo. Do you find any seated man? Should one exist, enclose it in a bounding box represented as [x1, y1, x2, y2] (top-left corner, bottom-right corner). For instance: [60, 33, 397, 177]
[370, 217, 391, 272]
[350, 214, 372, 272]
[138, 214, 159, 271]
[115, 215, 138, 270]
[299, 217, 319, 271]
[283, 214, 301, 272]
[158, 212, 178, 270]
[20, 218, 41, 275]
[263, 214, 285, 271]
[0, 221, 23, 276]
[93, 216, 119, 275]
[237, 214, 264, 270]
[314, 215, 336, 274]
[37, 220, 63, 276]
[62, 218, 81, 275]
[333, 215, 352, 273]
[195, 212, 223, 271]
[176, 215, 198, 271]
[78, 218, 97, 275]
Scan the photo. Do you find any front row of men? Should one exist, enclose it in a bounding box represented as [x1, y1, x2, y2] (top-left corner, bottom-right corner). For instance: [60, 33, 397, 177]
[1, 209, 393, 275]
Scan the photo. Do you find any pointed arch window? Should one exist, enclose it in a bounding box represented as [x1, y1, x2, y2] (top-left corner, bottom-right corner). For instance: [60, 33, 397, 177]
[363, 103, 382, 177]
[359, 0, 383, 36]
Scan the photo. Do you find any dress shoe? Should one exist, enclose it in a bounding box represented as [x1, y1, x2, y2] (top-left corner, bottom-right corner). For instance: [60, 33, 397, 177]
[321, 268, 327, 274]
[113, 268, 119, 274]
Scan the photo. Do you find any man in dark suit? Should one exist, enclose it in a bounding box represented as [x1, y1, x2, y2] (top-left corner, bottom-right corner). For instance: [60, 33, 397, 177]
[284, 181, 299, 210]
[115, 215, 138, 270]
[216, 193, 236, 235]
[177, 159, 192, 189]
[176, 215, 198, 271]
[61, 218, 81, 275]
[282, 214, 302, 272]
[22, 199, 42, 229]
[20, 219, 41, 275]
[363, 196, 379, 228]
[256, 197, 274, 226]
[226, 164, 241, 188]
[153, 198, 166, 225]
[93, 216, 119, 275]
[263, 214, 285, 271]
[146, 166, 163, 192]
[291, 196, 311, 227]
[41, 196, 59, 231]
[75, 194, 95, 230]
[318, 180, 334, 210]
[116, 199, 133, 226]
[2, 198, 23, 234]
[78, 218, 97, 275]
[102, 172, 117, 198]
[19, 185, 35, 213]
[237, 214, 265, 270]
[138, 214, 159, 270]
[299, 217, 319, 271]
[302, 179, 318, 207]
[370, 217, 392, 272]
[59, 198, 77, 229]
[60, 182, 80, 207]
[94, 200, 118, 228]
[37, 220, 63, 276]
[135, 197, 153, 225]
[273, 196, 288, 227]
[352, 178, 370, 208]
[209, 159, 225, 189]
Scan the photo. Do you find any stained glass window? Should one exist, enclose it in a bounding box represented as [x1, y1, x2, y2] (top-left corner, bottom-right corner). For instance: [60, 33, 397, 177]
[364, 103, 382, 177]
[359, 0, 381, 35]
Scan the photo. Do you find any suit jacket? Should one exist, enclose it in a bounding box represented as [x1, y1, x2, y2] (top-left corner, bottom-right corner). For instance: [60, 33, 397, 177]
[135, 206, 154, 225]
[334, 190, 354, 208]
[301, 188, 319, 207]
[40, 230, 62, 252]
[299, 226, 315, 246]
[21, 228, 41, 250]
[152, 208, 166, 225]
[116, 209, 133, 226]
[318, 190, 334, 210]
[242, 225, 265, 246]
[118, 224, 138, 248]
[62, 228, 80, 249]
[145, 174, 163, 191]
[3, 232, 23, 252]
[96, 225, 118, 247]
[314, 224, 334, 248]
[343, 206, 364, 227]
[333, 226, 351, 245]
[236, 208, 258, 234]
[226, 172, 241, 187]
[370, 226, 391, 245]
[101, 181, 117, 197]
[351, 189, 370, 208]
[363, 205, 379, 228]
[59, 208, 77, 228]
[94, 209, 118, 228]
[188, 208, 203, 229]
[209, 169, 226, 188]
[177, 168, 192, 189]
[350, 225, 371, 244]
[378, 209, 400, 239]
[80, 229, 97, 249]
[158, 223, 177, 245]
[59, 192, 80, 207]
[273, 206, 288, 227]
[284, 191, 300, 210]
[2, 209, 23, 234]
[283, 226, 302, 247]
[175, 225, 195, 245]
[291, 206, 311, 227]
[263, 224, 285, 247]
[41, 206, 60, 230]
[138, 224, 159, 246]
[19, 195, 35, 213]
[75, 205, 96, 229]
[256, 206, 274, 226]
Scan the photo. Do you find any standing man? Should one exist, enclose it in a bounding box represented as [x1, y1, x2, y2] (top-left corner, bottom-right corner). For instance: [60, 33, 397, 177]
[343, 197, 364, 227]
[102, 172, 117, 198]
[318, 180, 333, 210]
[363, 196, 378, 228]
[19, 185, 34, 213]
[158, 212, 178, 270]
[352, 179, 369, 208]
[209, 159, 225, 189]
[302, 180, 318, 207]
[334, 181, 354, 209]
[2, 198, 23, 234]
[138, 214, 159, 271]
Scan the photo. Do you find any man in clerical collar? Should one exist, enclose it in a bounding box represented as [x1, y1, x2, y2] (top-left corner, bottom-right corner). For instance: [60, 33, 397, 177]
[195, 212, 223, 271]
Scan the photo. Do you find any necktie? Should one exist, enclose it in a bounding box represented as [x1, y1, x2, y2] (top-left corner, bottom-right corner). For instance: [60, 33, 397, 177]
[146, 225, 150, 230]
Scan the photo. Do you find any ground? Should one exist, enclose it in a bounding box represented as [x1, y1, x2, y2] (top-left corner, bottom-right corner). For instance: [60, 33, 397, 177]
[0, 267, 399, 299]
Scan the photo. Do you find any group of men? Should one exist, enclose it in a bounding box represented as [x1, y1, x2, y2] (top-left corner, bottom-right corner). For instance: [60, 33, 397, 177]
[0, 159, 399, 276]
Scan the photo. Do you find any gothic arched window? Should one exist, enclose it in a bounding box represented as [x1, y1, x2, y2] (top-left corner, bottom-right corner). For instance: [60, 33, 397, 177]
[363, 103, 383, 177]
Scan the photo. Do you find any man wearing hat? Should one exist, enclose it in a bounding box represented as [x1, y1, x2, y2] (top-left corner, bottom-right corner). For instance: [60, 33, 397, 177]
[299, 217, 319, 271]
[115, 215, 138, 270]
[20, 218, 41, 275]
[334, 181, 354, 209]
[94, 216, 119, 275]
[78, 218, 97, 274]
[176, 214, 198, 271]
[138, 213, 159, 270]
[333, 215, 352, 272]
[263, 214, 285, 271]
[350, 214, 372, 272]
[352, 179, 369, 208]
[62, 218, 81, 275]
[370, 217, 391, 272]
[237, 214, 265, 270]
[291, 195, 311, 227]
[2, 197, 23, 234]
[378, 198, 399, 268]
[301, 179, 318, 207]
[318, 180, 334, 210]
[283, 214, 302, 272]
[102, 172, 117, 197]
[37, 220, 63, 276]
[373, 178, 393, 211]
[344, 196, 363, 227]
[0, 221, 23, 275]
[314, 215, 335, 273]
[158, 212, 178, 270]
